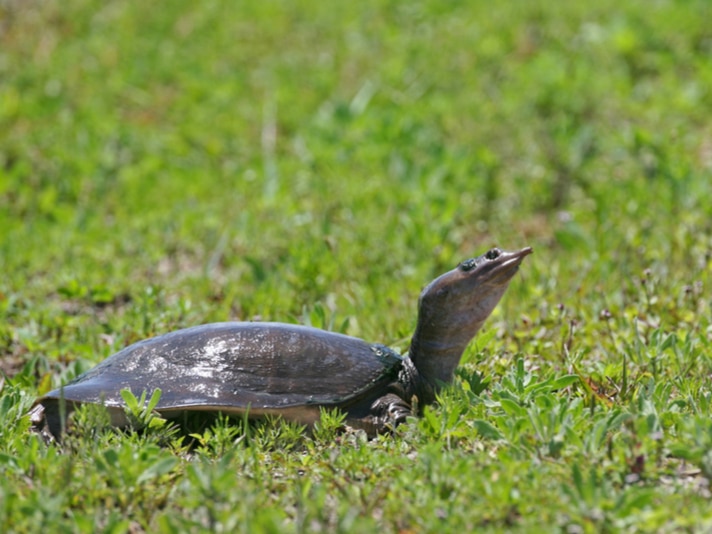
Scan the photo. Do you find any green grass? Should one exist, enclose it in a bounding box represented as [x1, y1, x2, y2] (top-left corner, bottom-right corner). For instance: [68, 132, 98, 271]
[2, 0, 712, 531]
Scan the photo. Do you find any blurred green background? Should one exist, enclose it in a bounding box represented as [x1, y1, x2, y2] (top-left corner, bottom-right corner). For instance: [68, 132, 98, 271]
[5, 0, 710, 368]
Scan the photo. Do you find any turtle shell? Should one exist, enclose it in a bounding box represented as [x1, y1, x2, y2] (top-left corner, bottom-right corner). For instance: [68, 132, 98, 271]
[36, 322, 403, 428]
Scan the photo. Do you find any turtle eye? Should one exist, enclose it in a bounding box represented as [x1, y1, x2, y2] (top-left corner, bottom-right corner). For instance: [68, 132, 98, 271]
[485, 248, 501, 260]
[459, 258, 477, 272]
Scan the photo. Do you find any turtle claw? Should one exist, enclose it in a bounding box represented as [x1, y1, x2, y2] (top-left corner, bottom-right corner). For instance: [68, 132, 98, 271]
[369, 393, 412, 433]
[387, 403, 410, 426]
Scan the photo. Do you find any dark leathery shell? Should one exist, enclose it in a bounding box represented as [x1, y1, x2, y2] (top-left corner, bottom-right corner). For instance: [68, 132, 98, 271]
[40, 322, 403, 414]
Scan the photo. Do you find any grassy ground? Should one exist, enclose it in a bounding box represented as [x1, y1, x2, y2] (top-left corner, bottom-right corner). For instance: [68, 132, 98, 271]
[2, 0, 712, 531]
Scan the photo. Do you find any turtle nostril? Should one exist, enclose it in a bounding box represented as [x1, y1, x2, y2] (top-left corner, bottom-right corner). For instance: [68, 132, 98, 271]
[485, 248, 501, 260]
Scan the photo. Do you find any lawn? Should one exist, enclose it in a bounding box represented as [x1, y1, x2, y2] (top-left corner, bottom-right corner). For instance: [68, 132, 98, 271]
[1, 0, 712, 531]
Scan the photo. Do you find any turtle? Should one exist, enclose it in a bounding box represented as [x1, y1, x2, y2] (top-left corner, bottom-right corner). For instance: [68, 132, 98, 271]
[30, 246, 532, 437]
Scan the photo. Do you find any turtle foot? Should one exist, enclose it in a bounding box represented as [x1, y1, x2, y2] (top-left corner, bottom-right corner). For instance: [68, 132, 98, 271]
[370, 393, 412, 432]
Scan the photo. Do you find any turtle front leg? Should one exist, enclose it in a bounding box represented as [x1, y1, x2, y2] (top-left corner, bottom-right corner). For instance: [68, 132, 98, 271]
[372, 393, 413, 431]
[346, 393, 412, 435]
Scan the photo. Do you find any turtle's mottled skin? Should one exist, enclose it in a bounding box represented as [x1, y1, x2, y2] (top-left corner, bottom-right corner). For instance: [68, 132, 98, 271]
[31, 247, 531, 437]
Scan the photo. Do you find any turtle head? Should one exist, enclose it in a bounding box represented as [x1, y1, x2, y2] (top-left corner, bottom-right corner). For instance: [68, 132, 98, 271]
[409, 246, 532, 389]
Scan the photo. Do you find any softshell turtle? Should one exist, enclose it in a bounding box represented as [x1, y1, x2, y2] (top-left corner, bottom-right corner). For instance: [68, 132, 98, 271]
[31, 247, 531, 437]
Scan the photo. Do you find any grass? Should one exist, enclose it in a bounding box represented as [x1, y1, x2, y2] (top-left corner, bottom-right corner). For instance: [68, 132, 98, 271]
[1, 0, 712, 531]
